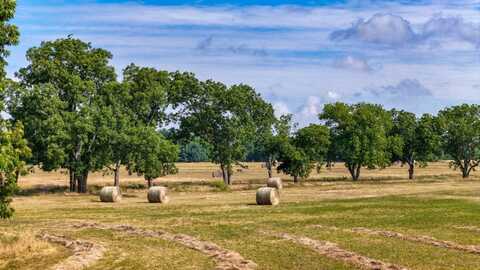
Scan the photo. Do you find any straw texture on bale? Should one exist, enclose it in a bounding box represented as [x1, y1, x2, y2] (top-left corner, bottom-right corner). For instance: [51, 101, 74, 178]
[99, 186, 121, 203]
[256, 187, 279, 205]
[267, 177, 283, 189]
[147, 186, 170, 203]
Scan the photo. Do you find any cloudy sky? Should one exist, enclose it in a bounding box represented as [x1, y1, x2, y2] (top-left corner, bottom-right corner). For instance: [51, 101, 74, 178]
[9, 0, 480, 125]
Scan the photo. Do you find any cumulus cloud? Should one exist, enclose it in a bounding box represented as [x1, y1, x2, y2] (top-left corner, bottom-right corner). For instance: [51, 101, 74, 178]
[300, 96, 322, 118]
[331, 13, 480, 48]
[333, 55, 373, 72]
[273, 102, 291, 118]
[421, 15, 480, 47]
[196, 36, 268, 56]
[330, 14, 416, 46]
[367, 79, 433, 97]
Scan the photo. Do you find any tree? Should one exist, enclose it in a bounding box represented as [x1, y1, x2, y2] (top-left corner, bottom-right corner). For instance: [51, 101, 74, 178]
[94, 81, 134, 187]
[13, 37, 116, 193]
[437, 104, 480, 178]
[260, 114, 295, 178]
[172, 73, 274, 185]
[179, 137, 210, 162]
[293, 124, 330, 174]
[129, 127, 179, 188]
[390, 110, 441, 179]
[276, 141, 312, 183]
[0, 0, 31, 218]
[320, 102, 393, 181]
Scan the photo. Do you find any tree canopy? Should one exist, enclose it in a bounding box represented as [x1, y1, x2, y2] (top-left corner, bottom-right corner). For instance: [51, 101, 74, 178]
[320, 102, 393, 181]
[390, 110, 440, 179]
[437, 104, 480, 178]
[0, 0, 31, 218]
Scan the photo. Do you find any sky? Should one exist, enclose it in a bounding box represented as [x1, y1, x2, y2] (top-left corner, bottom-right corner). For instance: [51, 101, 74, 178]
[8, 0, 480, 125]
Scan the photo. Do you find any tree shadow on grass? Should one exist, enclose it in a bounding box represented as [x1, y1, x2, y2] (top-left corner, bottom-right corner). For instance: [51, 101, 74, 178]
[15, 185, 68, 196]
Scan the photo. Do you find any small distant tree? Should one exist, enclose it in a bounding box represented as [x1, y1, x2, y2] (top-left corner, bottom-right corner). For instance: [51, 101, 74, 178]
[277, 142, 312, 183]
[320, 102, 393, 181]
[293, 124, 330, 174]
[129, 127, 179, 188]
[390, 110, 441, 179]
[437, 104, 480, 178]
[179, 137, 210, 162]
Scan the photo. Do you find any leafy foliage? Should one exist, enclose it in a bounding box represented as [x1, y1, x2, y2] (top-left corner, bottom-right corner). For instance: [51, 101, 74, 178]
[172, 74, 274, 184]
[437, 104, 480, 178]
[390, 110, 441, 179]
[320, 102, 393, 180]
[0, 1, 31, 218]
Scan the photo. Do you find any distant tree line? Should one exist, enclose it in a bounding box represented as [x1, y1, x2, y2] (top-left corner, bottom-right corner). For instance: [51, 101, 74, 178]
[1, 2, 480, 218]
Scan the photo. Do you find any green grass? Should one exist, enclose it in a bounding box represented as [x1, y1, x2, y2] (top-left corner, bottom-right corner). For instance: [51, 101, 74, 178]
[2, 181, 480, 269]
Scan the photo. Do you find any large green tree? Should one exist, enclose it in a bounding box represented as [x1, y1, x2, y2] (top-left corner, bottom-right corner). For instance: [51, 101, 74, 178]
[172, 73, 274, 185]
[320, 102, 393, 181]
[437, 104, 480, 178]
[12, 37, 116, 193]
[0, 0, 31, 218]
[390, 110, 441, 179]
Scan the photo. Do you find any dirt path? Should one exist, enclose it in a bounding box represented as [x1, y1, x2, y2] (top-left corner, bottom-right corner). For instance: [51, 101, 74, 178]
[38, 232, 106, 270]
[314, 225, 480, 255]
[454, 225, 480, 233]
[264, 231, 408, 270]
[72, 222, 257, 270]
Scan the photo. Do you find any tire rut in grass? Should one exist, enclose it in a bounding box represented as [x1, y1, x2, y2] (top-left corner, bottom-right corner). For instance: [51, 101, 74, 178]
[264, 231, 408, 270]
[314, 225, 480, 255]
[454, 225, 480, 234]
[72, 222, 257, 270]
[37, 232, 106, 270]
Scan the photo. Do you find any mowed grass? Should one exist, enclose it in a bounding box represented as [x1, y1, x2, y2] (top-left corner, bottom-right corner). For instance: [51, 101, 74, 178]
[2, 163, 480, 269]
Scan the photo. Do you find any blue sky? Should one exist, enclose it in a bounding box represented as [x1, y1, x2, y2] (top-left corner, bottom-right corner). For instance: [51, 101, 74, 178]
[9, 0, 480, 125]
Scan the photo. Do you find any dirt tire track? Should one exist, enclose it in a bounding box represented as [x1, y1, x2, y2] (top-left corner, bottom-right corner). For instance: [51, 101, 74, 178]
[72, 222, 256, 270]
[454, 225, 480, 233]
[264, 231, 408, 270]
[314, 225, 480, 255]
[38, 232, 106, 270]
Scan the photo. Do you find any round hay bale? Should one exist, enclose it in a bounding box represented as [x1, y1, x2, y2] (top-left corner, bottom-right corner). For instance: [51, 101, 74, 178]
[256, 187, 279, 206]
[267, 177, 283, 190]
[99, 186, 121, 203]
[147, 186, 169, 203]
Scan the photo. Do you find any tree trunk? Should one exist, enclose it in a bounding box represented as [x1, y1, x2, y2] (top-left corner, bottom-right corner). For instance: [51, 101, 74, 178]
[408, 163, 415, 180]
[462, 166, 470, 178]
[348, 164, 361, 181]
[113, 161, 121, 187]
[69, 168, 76, 192]
[293, 175, 299, 183]
[147, 178, 153, 188]
[227, 164, 233, 185]
[75, 171, 89, 193]
[266, 161, 272, 178]
[221, 164, 228, 185]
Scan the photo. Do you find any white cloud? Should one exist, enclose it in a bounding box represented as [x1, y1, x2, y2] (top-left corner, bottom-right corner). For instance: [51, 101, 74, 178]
[331, 13, 416, 46]
[300, 96, 322, 117]
[273, 102, 291, 118]
[333, 55, 373, 72]
[331, 13, 480, 48]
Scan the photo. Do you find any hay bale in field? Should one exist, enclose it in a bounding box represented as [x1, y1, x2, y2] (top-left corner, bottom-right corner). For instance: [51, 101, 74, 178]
[147, 186, 170, 203]
[267, 177, 283, 190]
[256, 187, 279, 206]
[99, 186, 121, 203]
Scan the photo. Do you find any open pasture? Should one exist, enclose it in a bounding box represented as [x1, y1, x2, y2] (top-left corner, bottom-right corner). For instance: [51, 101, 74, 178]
[2, 162, 480, 270]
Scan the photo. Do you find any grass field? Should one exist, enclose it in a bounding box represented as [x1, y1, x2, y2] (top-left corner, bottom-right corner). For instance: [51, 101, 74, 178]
[2, 162, 480, 270]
